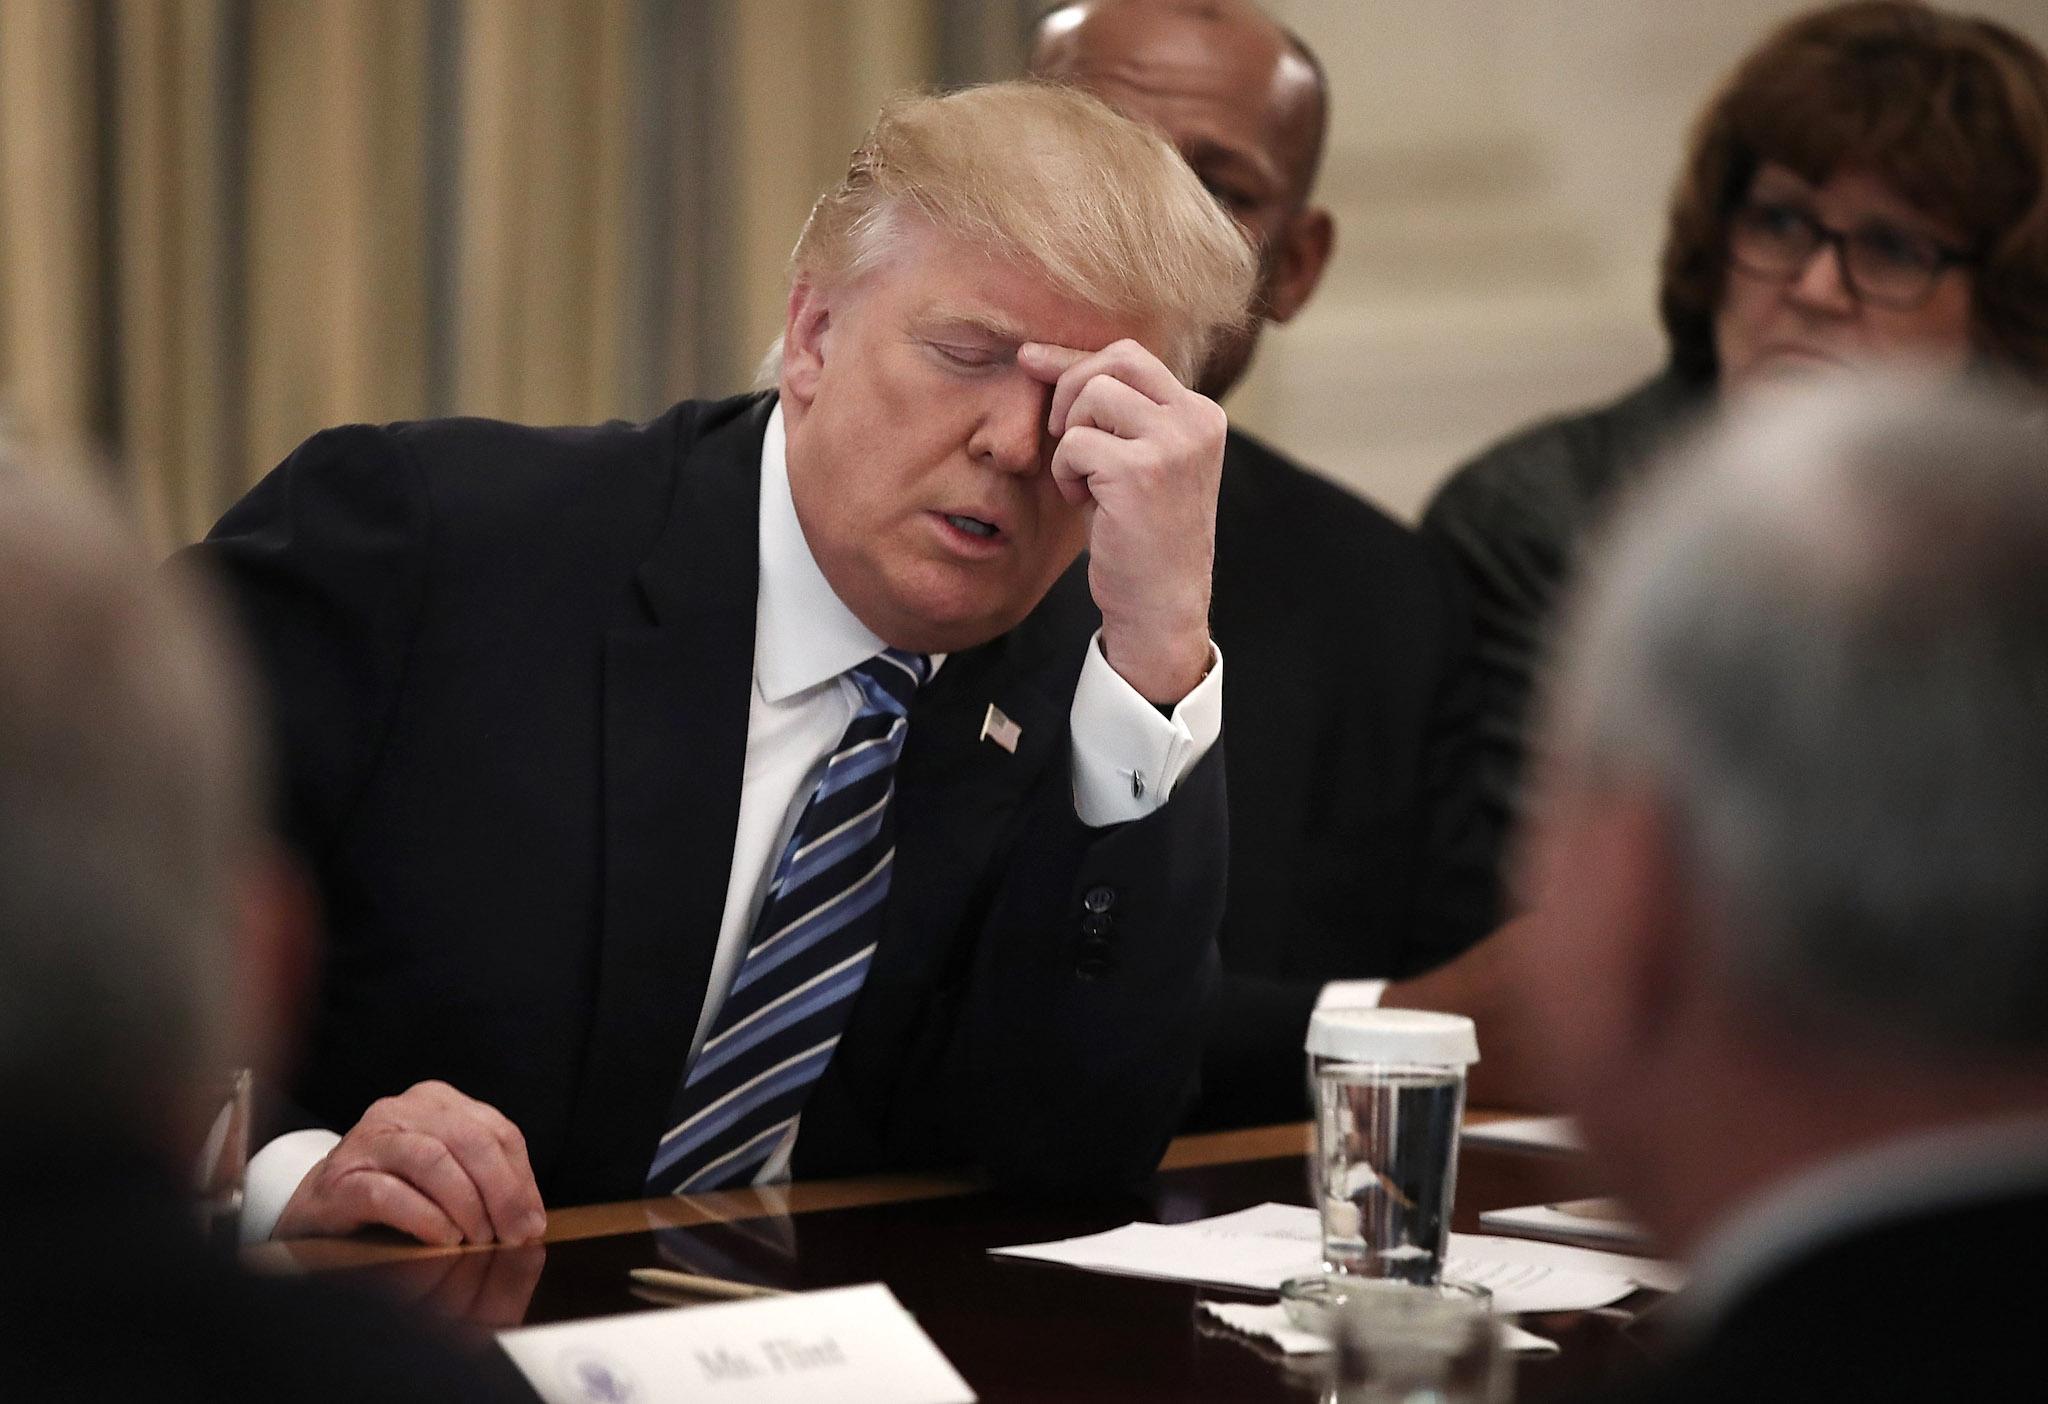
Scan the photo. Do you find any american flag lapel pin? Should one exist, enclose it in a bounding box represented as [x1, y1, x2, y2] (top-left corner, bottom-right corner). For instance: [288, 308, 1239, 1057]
[980, 703, 1022, 754]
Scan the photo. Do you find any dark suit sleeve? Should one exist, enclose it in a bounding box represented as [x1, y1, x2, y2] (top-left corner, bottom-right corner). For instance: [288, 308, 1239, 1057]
[883, 747, 1225, 1195]
[185, 424, 431, 862]
[179, 424, 434, 1134]
[1196, 545, 1498, 1131]
[1400, 539, 1504, 969]
[1420, 452, 1576, 892]
[1198, 970, 1320, 1127]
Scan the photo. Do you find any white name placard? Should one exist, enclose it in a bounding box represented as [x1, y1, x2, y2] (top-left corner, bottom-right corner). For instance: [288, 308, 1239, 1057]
[497, 1283, 976, 1404]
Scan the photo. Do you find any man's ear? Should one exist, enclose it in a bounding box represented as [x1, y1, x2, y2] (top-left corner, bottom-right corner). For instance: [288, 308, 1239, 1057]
[1263, 206, 1334, 324]
[781, 275, 832, 410]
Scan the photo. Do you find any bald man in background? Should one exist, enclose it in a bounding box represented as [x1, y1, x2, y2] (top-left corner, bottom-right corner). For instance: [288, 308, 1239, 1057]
[1033, 1, 1504, 1128]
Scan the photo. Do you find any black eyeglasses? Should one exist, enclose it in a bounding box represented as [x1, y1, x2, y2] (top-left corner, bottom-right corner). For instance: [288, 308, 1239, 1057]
[1727, 200, 1975, 310]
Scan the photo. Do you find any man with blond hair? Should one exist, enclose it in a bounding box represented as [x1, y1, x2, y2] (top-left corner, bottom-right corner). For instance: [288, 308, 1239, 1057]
[195, 82, 1256, 1246]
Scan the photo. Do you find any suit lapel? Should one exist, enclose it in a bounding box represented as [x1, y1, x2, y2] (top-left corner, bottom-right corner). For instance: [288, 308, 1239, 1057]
[554, 395, 772, 1202]
[879, 569, 1083, 984]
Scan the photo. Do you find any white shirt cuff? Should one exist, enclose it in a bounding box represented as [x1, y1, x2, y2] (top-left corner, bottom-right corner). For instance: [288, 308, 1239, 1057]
[1316, 979, 1390, 1010]
[1069, 630, 1223, 827]
[240, 1128, 340, 1243]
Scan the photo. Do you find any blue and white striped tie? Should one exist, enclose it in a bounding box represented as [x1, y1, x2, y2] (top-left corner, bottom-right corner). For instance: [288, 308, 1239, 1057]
[645, 648, 931, 1194]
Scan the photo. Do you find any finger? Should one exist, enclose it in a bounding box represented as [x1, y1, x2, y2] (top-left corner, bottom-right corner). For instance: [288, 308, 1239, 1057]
[1048, 426, 1144, 506]
[472, 1100, 544, 1210]
[369, 1128, 496, 1244]
[440, 1110, 546, 1243]
[1044, 341, 1184, 435]
[404, 1084, 546, 1241]
[1016, 340, 1088, 386]
[330, 1167, 467, 1246]
[1063, 373, 1165, 443]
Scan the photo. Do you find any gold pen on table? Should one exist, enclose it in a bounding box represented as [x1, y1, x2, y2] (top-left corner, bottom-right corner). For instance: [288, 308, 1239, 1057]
[628, 1267, 789, 1300]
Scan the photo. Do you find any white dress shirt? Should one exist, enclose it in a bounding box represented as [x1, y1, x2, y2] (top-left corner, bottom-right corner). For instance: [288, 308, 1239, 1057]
[242, 402, 1223, 1240]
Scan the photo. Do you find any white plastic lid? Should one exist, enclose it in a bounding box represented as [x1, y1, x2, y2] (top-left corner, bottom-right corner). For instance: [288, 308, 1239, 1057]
[1305, 1008, 1480, 1067]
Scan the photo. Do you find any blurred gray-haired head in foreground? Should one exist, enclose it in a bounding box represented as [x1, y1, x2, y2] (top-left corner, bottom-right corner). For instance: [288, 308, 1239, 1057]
[1519, 370, 2048, 1255]
[0, 451, 283, 1143]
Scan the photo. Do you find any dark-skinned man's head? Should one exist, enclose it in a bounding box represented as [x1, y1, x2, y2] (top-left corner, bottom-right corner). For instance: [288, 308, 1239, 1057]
[1031, 0, 1335, 402]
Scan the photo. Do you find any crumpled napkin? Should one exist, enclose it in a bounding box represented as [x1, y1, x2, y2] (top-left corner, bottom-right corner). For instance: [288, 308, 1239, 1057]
[1196, 1300, 1560, 1357]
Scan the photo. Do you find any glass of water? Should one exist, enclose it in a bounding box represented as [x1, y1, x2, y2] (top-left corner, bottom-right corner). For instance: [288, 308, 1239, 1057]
[1307, 1009, 1478, 1283]
[191, 1066, 252, 1251]
[1324, 1279, 1508, 1404]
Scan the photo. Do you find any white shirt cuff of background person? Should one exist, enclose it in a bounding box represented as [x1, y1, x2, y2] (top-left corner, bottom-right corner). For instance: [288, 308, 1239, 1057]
[241, 632, 1226, 1239]
[1069, 631, 1223, 826]
[241, 1127, 343, 1243]
[1317, 979, 1389, 1010]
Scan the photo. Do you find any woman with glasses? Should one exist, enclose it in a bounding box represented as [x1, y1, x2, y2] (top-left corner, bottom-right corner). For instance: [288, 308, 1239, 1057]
[1421, 0, 2048, 871]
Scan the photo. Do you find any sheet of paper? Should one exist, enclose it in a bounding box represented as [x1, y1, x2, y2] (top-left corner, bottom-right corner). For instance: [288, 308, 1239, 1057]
[1459, 1115, 1585, 1154]
[991, 1203, 1673, 1314]
[1453, 1232, 1689, 1296]
[497, 1283, 976, 1404]
[1479, 1198, 1654, 1251]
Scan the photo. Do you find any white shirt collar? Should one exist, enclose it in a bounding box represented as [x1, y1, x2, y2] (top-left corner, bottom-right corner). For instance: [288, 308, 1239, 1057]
[755, 402, 890, 704]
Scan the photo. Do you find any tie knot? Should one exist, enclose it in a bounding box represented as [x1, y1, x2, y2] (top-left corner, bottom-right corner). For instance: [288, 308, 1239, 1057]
[851, 648, 930, 718]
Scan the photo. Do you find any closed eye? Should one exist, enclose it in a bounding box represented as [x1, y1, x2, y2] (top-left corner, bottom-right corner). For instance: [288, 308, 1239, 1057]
[929, 342, 1004, 370]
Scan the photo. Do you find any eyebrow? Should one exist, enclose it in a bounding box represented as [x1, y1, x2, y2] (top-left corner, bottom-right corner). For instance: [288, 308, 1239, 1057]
[1748, 174, 1950, 235]
[917, 310, 1032, 346]
[1183, 135, 1283, 194]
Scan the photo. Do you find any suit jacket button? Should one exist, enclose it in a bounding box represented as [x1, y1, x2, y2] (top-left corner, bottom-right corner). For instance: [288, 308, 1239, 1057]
[1080, 911, 1113, 938]
[1076, 954, 1115, 979]
[1082, 885, 1116, 913]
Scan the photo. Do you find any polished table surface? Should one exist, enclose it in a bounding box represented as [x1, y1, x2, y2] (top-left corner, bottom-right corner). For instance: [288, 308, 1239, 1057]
[262, 1117, 1663, 1401]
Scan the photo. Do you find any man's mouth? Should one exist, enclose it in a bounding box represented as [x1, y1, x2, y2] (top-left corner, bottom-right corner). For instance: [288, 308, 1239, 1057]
[945, 513, 999, 538]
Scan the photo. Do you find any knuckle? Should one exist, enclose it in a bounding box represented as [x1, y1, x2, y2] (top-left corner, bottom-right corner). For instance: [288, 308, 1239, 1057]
[447, 1122, 495, 1164]
[361, 1175, 399, 1217]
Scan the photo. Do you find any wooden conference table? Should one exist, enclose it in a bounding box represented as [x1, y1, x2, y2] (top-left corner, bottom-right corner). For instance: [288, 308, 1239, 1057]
[255, 1114, 1658, 1401]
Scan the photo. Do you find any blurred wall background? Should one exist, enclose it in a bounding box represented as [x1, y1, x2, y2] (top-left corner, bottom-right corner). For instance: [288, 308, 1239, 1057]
[1, 0, 2044, 545]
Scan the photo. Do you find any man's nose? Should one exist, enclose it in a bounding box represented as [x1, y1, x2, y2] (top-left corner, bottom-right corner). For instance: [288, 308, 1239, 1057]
[968, 372, 1053, 475]
[1786, 238, 1858, 315]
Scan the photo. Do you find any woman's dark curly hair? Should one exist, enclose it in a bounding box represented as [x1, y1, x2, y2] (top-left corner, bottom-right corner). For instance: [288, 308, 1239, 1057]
[1660, 2, 2048, 385]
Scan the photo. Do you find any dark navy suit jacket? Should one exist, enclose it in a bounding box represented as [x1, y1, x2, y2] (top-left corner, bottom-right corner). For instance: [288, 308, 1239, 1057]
[194, 392, 1224, 1204]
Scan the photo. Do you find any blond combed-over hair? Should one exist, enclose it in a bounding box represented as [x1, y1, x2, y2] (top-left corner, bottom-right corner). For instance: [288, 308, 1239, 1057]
[785, 80, 1257, 383]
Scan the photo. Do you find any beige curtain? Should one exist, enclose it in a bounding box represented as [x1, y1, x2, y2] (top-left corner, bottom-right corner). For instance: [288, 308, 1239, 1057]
[0, 0, 950, 550]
